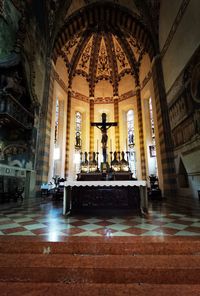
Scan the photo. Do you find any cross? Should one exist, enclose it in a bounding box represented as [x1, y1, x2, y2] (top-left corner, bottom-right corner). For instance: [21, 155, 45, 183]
[91, 113, 117, 163]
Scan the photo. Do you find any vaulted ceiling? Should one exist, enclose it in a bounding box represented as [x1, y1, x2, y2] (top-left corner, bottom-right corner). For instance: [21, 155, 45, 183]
[60, 30, 145, 96]
[53, 1, 158, 96]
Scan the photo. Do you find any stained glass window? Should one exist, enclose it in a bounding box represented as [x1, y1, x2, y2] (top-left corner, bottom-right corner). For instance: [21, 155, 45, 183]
[54, 98, 59, 144]
[127, 110, 135, 147]
[149, 97, 155, 146]
[149, 97, 156, 157]
[149, 97, 158, 176]
[75, 111, 82, 149]
[127, 110, 136, 178]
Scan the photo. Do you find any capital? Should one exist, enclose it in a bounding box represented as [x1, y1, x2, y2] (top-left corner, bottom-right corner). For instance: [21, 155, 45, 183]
[151, 54, 161, 68]
[135, 86, 141, 92]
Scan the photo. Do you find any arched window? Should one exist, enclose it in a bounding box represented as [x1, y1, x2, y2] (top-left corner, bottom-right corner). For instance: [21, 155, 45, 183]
[53, 98, 60, 177]
[75, 111, 82, 150]
[127, 110, 136, 177]
[127, 110, 135, 147]
[149, 97, 158, 176]
[54, 98, 59, 144]
[149, 97, 155, 147]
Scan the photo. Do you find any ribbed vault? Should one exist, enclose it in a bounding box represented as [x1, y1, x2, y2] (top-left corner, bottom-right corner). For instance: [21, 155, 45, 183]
[53, 2, 157, 96]
[61, 30, 145, 95]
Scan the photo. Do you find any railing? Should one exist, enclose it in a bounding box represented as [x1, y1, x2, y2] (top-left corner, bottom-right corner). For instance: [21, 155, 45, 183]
[0, 92, 34, 129]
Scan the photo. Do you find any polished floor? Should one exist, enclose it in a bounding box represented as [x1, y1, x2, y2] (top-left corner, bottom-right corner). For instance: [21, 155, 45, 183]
[0, 195, 200, 240]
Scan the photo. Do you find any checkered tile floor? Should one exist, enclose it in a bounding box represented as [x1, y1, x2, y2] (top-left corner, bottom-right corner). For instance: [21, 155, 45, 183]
[0, 196, 200, 239]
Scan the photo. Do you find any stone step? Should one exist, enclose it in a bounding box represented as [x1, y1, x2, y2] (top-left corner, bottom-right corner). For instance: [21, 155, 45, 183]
[0, 283, 200, 296]
[0, 254, 200, 284]
[0, 237, 200, 294]
[0, 237, 200, 255]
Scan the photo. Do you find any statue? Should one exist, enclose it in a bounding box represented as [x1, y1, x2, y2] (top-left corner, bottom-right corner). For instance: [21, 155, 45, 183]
[75, 132, 81, 147]
[91, 113, 117, 163]
[101, 126, 108, 150]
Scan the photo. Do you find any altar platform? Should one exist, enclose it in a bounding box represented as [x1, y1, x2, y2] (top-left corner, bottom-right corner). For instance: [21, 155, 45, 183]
[63, 180, 148, 216]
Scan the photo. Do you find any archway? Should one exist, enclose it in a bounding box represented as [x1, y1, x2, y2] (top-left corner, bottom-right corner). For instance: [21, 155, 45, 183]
[37, 1, 176, 196]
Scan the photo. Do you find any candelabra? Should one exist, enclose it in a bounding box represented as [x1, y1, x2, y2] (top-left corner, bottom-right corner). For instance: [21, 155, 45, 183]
[96, 152, 99, 171]
[80, 151, 83, 163]
[118, 151, 121, 162]
[110, 151, 113, 171]
[126, 150, 130, 171]
[88, 151, 92, 163]
[126, 150, 130, 162]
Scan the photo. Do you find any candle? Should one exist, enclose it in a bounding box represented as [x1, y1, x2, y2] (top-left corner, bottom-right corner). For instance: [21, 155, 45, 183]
[126, 138, 128, 151]
[97, 139, 99, 152]
[110, 139, 112, 151]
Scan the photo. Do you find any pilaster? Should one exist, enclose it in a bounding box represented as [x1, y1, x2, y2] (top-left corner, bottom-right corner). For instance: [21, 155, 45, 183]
[151, 55, 177, 196]
[114, 96, 120, 151]
[90, 97, 95, 152]
[136, 86, 147, 180]
[65, 88, 72, 177]
[36, 59, 55, 190]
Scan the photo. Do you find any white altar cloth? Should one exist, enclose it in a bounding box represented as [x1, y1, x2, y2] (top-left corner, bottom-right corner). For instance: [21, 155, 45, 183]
[63, 180, 148, 215]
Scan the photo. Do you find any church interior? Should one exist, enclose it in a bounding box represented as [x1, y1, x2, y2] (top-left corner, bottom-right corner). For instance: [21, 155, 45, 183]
[0, 0, 200, 294]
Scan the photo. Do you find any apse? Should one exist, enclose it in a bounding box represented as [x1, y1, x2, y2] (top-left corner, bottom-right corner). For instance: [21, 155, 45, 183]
[50, 3, 159, 185]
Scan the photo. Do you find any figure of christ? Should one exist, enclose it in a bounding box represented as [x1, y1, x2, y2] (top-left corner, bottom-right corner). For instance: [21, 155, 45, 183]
[91, 113, 117, 163]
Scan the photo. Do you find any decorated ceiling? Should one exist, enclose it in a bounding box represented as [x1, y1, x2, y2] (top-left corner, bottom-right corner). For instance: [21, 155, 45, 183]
[61, 30, 145, 95]
[53, 1, 160, 96]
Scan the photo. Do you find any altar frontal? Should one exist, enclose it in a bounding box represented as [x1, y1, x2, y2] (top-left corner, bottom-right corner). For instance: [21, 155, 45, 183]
[63, 180, 148, 216]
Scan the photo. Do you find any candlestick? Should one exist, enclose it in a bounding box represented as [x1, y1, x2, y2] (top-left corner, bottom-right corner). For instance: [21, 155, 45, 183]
[126, 151, 130, 171]
[110, 151, 113, 171]
[126, 151, 129, 162]
[80, 151, 83, 163]
[118, 151, 120, 162]
[96, 152, 99, 171]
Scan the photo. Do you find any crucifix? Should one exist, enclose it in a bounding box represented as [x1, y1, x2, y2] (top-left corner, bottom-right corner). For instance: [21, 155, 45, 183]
[91, 113, 117, 163]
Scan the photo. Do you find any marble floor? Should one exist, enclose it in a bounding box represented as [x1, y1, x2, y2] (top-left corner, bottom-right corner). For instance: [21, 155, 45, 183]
[0, 195, 200, 240]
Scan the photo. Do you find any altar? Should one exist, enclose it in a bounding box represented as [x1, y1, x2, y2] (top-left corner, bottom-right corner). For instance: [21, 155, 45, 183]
[63, 113, 148, 215]
[63, 180, 148, 216]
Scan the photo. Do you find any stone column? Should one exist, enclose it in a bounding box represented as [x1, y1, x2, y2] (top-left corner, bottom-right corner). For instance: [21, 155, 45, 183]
[89, 97, 94, 152]
[151, 55, 176, 196]
[114, 96, 120, 151]
[64, 88, 72, 177]
[136, 86, 147, 180]
[57, 100, 65, 175]
[36, 59, 55, 191]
